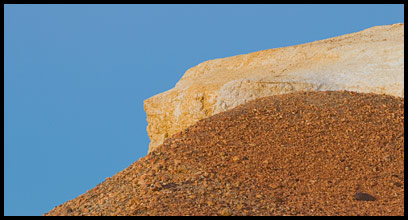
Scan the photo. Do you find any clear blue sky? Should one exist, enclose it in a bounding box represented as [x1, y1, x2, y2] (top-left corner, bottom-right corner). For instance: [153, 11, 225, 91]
[4, 4, 404, 216]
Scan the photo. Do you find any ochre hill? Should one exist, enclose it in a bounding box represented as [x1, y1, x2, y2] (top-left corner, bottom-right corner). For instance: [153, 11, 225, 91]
[45, 91, 404, 216]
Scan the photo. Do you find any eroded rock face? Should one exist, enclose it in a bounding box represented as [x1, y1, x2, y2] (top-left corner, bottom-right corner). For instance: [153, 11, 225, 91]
[144, 23, 404, 152]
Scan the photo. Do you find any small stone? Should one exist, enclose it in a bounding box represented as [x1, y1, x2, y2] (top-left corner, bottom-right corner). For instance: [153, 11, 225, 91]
[393, 182, 402, 187]
[174, 159, 181, 166]
[384, 155, 393, 162]
[162, 182, 177, 189]
[268, 183, 280, 189]
[219, 208, 232, 216]
[274, 197, 284, 203]
[354, 192, 376, 201]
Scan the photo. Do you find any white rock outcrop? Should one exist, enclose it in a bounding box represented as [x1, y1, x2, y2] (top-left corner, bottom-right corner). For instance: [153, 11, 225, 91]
[144, 23, 404, 152]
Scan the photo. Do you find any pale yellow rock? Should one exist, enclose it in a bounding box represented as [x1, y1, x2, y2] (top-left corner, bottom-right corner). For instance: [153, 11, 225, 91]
[144, 23, 404, 152]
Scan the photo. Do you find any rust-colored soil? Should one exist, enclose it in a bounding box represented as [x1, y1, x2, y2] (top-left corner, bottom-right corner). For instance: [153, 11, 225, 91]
[44, 91, 404, 216]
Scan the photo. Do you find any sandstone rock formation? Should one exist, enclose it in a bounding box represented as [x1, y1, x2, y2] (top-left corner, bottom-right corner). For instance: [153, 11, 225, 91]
[144, 23, 404, 152]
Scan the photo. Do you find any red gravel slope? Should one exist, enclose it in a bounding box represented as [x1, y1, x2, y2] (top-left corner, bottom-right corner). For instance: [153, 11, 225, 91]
[44, 91, 404, 216]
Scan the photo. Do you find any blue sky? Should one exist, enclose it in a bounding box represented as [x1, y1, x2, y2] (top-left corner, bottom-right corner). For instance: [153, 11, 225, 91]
[4, 4, 404, 216]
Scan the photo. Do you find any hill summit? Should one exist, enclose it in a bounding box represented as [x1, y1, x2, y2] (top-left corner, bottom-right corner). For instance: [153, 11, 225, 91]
[44, 91, 404, 216]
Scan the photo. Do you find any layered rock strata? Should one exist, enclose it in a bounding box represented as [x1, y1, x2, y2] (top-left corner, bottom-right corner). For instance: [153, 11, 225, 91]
[144, 23, 404, 152]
